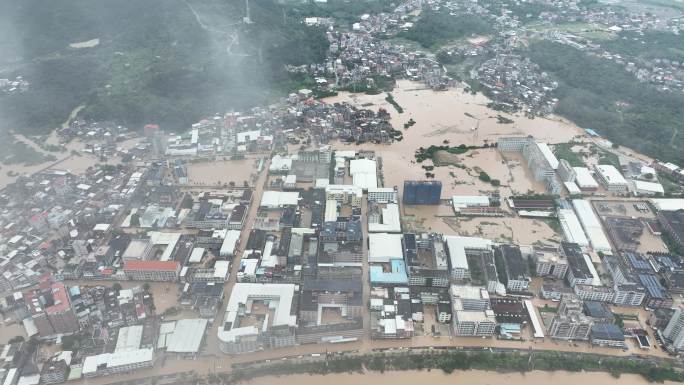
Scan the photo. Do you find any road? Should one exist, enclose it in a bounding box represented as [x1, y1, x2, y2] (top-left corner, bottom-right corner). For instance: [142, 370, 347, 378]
[203, 157, 271, 356]
[81, 332, 678, 385]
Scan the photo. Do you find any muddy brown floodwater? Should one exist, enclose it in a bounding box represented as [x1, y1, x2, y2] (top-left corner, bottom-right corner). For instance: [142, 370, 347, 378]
[325, 79, 584, 199]
[244, 370, 677, 385]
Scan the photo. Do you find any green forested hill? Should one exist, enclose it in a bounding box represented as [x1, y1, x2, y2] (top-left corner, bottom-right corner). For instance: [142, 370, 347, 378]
[526, 41, 684, 164]
[0, 0, 328, 134]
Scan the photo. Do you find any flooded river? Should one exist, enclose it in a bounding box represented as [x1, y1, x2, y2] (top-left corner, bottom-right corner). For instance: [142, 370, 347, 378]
[245, 370, 677, 385]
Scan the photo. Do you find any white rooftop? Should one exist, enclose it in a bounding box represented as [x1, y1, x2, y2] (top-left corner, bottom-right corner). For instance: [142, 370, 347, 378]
[188, 247, 205, 263]
[633, 180, 664, 195]
[166, 318, 208, 353]
[82, 348, 153, 375]
[368, 233, 404, 263]
[115, 325, 143, 353]
[595, 165, 628, 185]
[444, 236, 492, 270]
[260, 191, 300, 207]
[558, 209, 589, 247]
[537, 142, 559, 169]
[368, 204, 401, 233]
[573, 167, 598, 189]
[349, 158, 378, 190]
[452, 195, 490, 211]
[651, 199, 684, 211]
[218, 283, 297, 344]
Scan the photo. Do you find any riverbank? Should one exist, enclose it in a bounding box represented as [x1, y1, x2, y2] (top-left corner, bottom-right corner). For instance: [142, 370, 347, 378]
[245, 371, 680, 385]
[224, 349, 682, 384]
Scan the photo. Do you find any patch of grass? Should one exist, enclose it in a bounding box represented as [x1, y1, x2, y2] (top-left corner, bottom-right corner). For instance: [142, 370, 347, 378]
[598, 149, 621, 169]
[553, 142, 585, 167]
[385, 93, 403, 113]
[543, 217, 562, 234]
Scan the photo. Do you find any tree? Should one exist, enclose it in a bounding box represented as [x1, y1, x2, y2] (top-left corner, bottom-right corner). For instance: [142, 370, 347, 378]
[8, 336, 24, 344]
[143, 283, 151, 292]
[112, 282, 122, 292]
[130, 213, 140, 227]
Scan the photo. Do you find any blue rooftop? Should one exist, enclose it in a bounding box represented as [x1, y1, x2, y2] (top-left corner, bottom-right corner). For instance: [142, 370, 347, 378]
[370, 259, 408, 284]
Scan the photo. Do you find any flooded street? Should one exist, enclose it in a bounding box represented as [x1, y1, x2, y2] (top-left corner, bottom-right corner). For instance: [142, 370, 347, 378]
[244, 370, 676, 385]
[187, 158, 258, 186]
[0, 133, 140, 189]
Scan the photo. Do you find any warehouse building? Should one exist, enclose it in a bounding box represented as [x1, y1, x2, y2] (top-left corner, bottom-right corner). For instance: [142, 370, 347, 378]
[573, 167, 599, 191]
[260, 191, 300, 208]
[558, 209, 589, 247]
[572, 199, 613, 253]
[349, 158, 378, 190]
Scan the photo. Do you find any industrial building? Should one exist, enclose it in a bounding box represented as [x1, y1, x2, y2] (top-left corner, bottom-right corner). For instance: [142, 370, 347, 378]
[594, 165, 629, 194]
[572, 199, 613, 252]
[444, 236, 492, 281]
[558, 209, 589, 247]
[165, 319, 208, 356]
[260, 191, 300, 208]
[562, 242, 600, 287]
[498, 245, 530, 292]
[368, 233, 404, 263]
[82, 348, 154, 378]
[367, 203, 401, 233]
[658, 209, 684, 251]
[664, 305, 684, 351]
[451, 195, 490, 213]
[349, 158, 378, 190]
[573, 167, 599, 191]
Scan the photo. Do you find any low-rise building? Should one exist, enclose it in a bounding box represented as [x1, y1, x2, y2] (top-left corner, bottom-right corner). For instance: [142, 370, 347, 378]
[453, 310, 496, 337]
[590, 324, 626, 349]
[123, 261, 181, 282]
[82, 348, 154, 378]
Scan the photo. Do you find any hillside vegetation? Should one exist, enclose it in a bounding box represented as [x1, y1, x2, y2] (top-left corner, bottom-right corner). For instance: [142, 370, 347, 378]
[526, 41, 684, 164]
[0, 0, 328, 134]
[399, 10, 492, 48]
